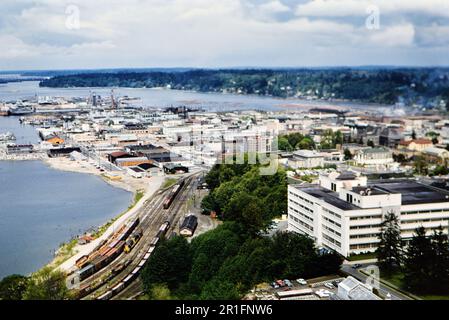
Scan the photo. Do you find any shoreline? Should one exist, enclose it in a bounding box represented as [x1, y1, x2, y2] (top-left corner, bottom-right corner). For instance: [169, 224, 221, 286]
[0, 154, 164, 276]
[40, 156, 160, 272]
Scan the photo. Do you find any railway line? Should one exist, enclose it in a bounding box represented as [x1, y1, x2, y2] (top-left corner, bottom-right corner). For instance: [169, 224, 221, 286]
[74, 172, 201, 300]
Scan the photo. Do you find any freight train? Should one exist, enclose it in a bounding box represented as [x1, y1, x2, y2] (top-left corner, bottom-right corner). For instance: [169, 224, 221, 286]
[124, 230, 142, 253]
[162, 180, 185, 209]
[96, 220, 171, 300]
[76, 218, 140, 282]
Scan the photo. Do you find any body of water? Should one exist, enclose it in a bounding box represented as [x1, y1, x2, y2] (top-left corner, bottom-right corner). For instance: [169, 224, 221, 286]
[0, 116, 132, 279]
[0, 81, 391, 112]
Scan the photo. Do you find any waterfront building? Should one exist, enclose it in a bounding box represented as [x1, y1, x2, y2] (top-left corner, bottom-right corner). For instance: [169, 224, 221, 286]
[288, 171, 449, 257]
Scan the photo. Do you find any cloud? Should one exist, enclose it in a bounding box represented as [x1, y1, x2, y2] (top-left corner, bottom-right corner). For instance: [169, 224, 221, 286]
[0, 0, 448, 69]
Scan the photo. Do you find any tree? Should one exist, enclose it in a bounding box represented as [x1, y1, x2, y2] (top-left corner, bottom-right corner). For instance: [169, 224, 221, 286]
[278, 136, 292, 151]
[411, 129, 417, 140]
[224, 193, 267, 235]
[297, 137, 314, 150]
[393, 153, 407, 164]
[0, 274, 28, 300]
[23, 267, 70, 300]
[430, 226, 449, 293]
[200, 278, 241, 300]
[148, 284, 172, 300]
[367, 139, 375, 148]
[432, 137, 439, 145]
[404, 227, 435, 293]
[413, 156, 428, 175]
[431, 165, 449, 176]
[344, 148, 353, 160]
[141, 236, 192, 291]
[376, 211, 403, 274]
[334, 130, 343, 146]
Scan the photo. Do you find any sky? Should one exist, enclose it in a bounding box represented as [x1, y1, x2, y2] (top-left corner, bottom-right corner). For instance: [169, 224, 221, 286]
[1, 0, 449, 70]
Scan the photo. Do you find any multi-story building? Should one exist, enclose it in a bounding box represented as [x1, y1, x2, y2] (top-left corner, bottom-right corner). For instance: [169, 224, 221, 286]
[288, 150, 325, 169]
[353, 147, 394, 167]
[398, 139, 433, 152]
[288, 171, 449, 257]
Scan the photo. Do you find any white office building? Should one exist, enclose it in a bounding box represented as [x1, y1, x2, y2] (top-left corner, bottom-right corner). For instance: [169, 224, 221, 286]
[288, 171, 449, 257]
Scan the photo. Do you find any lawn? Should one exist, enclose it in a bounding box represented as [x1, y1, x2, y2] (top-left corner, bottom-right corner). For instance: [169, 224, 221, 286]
[347, 252, 377, 261]
[162, 178, 178, 189]
[382, 272, 405, 289]
[382, 272, 449, 300]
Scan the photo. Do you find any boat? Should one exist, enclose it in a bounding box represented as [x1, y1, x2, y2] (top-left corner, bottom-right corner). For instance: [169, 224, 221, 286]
[8, 106, 34, 116]
[0, 132, 16, 142]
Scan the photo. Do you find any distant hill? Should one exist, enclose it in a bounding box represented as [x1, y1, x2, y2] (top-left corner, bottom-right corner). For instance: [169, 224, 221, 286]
[38, 67, 449, 108]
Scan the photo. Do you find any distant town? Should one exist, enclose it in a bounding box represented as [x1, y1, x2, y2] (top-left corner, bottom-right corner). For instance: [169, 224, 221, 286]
[1, 80, 449, 301]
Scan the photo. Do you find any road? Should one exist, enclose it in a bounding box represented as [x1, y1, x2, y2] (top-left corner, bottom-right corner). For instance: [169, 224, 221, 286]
[77, 172, 201, 300]
[341, 263, 413, 300]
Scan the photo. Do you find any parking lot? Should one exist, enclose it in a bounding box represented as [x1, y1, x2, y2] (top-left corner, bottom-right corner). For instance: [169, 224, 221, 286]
[248, 275, 344, 300]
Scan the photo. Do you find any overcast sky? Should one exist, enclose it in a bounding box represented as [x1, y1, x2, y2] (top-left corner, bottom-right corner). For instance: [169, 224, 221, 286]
[1, 0, 449, 70]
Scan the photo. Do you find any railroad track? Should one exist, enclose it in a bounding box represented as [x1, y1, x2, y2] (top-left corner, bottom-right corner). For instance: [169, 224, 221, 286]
[79, 173, 200, 300]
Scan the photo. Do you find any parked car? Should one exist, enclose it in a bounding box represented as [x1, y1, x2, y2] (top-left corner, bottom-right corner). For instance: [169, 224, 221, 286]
[324, 282, 334, 289]
[270, 282, 280, 289]
[315, 289, 332, 298]
[296, 278, 307, 285]
[332, 279, 342, 287]
[284, 279, 293, 287]
[352, 263, 362, 269]
[276, 280, 285, 287]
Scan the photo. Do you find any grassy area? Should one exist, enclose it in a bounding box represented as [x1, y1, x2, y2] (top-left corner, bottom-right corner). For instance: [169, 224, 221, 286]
[381, 271, 449, 300]
[420, 295, 449, 300]
[347, 252, 377, 261]
[162, 178, 178, 189]
[382, 272, 405, 289]
[49, 238, 79, 267]
[128, 190, 144, 210]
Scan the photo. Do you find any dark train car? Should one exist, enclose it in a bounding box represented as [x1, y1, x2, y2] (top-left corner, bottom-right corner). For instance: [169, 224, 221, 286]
[78, 264, 95, 281]
[163, 180, 185, 209]
[124, 230, 142, 253]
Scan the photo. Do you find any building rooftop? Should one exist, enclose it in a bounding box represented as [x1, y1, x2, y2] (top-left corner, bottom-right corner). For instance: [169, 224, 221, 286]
[351, 186, 388, 196]
[335, 171, 358, 180]
[294, 179, 449, 208]
[358, 147, 390, 154]
[370, 180, 449, 205]
[399, 139, 432, 146]
[293, 185, 359, 211]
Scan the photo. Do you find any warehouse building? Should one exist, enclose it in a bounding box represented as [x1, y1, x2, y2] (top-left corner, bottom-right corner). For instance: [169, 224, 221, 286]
[288, 171, 449, 257]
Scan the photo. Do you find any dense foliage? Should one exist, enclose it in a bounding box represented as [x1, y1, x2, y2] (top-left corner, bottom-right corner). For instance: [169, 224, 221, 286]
[377, 224, 449, 295]
[278, 132, 315, 151]
[22, 267, 71, 300]
[0, 275, 28, 300]
[201, 162, 287, 235]
[403, 227, 449, 294]
[0, 267, 70, 300]
[141, 224, 342, 300]
[39, 68, 449, 107]
[141, 161, 342, 300]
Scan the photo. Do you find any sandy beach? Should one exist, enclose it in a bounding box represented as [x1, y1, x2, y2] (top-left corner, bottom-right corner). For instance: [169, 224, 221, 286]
[43, 156, 150, 194]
